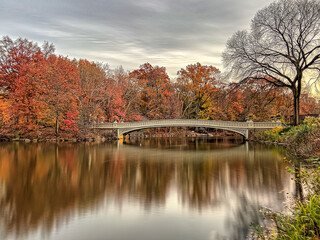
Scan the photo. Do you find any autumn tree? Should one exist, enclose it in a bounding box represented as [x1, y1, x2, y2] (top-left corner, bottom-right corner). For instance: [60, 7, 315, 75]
[176, 63, 220, 119]
[0, 36, 54, 93]
[223, 0, 320, 125]
[112, 66, 141, 122]
[300, 92, 320, 115]
[213, 79, 319, 123]
[41, 55, 81, 136]
[102, 79, 126, 122]
[213, 83, 245, 121]
[130, 63, 179, 120]
[7, 55, 47, 130]
[90, 65, 127, 123]
[0, 36, 53, 131]
[77, 60, 107, 129]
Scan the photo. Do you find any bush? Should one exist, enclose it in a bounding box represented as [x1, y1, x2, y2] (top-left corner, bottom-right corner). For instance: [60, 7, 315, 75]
[262, 127, 287, 142]
[253, 117, 320, 158]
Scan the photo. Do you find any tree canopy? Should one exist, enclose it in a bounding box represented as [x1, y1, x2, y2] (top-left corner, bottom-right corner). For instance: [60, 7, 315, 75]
[0, 33, 319, 139]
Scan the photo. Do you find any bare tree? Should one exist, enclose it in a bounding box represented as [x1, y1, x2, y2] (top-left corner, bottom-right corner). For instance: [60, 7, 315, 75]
[42, 41, 55, 59]
[223, 0, 320, 125]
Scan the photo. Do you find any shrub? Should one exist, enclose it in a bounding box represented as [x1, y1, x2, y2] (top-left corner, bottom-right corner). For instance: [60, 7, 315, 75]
[253, 117, 320, 157]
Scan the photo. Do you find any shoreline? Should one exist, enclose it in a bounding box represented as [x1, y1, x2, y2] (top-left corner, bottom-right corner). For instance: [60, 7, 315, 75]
[0, 133, 245, 143]
[247, 138, 289, 146]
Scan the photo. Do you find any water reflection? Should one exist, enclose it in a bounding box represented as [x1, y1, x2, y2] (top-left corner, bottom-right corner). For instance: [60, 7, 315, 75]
[0, 139, 293, 240]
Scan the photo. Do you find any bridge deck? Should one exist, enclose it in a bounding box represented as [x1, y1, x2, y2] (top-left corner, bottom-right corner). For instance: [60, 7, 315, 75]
[93, 119, 283, 129]
[92, 119, 284, 139]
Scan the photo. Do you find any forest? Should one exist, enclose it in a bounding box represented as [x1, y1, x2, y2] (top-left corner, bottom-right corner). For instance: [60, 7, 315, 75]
[0, 36, 319, 140]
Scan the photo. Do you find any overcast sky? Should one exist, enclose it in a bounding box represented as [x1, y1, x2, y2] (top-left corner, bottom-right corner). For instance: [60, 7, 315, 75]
[1, 0, 274, 77]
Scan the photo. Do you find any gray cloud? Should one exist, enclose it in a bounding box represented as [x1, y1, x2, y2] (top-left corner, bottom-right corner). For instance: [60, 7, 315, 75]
[0, 0, 274, 76]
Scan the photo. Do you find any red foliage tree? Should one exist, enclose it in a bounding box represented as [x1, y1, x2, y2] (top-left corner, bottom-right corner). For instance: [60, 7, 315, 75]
[0, 36, 43, 92]
[41, 55, 81, 136]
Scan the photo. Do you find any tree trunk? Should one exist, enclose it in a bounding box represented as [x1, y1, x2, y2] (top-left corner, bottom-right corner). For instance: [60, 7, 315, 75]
[293, 95, 300, 126]
[196, 99, 200, 118]
[55, 114, 59, 136]
[295, 162, 304, 201]
[292, 86, 301, 126]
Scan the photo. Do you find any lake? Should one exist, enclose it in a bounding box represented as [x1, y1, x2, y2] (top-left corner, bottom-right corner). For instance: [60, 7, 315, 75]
[0, 138, 295, 240]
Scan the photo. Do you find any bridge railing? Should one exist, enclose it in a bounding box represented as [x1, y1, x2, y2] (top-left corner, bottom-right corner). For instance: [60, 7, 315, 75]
[93, 119, 284, 129]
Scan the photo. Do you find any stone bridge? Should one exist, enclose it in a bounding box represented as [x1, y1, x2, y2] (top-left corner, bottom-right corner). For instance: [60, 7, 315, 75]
[93, 119, 284, 139]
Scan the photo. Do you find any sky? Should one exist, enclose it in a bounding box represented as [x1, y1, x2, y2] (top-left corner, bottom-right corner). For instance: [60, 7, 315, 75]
[0, 0, 275, 77]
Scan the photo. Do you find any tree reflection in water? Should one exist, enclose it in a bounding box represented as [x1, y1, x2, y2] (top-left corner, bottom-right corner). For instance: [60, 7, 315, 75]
[0, 139, 293, 240]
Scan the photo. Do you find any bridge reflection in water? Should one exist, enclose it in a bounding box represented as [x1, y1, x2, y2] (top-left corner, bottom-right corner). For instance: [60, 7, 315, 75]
[0, 139, 293, 240]
[93, 119, 284, 139]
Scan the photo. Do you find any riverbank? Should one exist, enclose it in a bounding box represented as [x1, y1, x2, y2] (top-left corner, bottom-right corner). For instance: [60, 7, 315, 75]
[0, 127, 242, 142]
[249, 117, 320, 239]
[249, 117, 320, 158]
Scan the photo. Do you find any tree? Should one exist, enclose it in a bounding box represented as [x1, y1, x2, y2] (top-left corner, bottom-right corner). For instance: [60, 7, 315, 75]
[130, 63, 178, 120]
[113, 66, 141, 122]
[8, 55, 47, 130]
[0, 36, 53, 93]
[0, 37, 48, 131]
[176, 63, 220, 119]
[41, 55, 81, 136]
[77, 60, 107, 129]
[102, 79, 126, 122]
[223, 0, 320, 125]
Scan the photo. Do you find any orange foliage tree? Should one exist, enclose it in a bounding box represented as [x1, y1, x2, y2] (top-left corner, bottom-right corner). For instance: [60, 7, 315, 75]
[130, 63, 179, 120]
[0, 37, 47, 132]
[176, 63, 220, 119]
[8, 54, 47, 130]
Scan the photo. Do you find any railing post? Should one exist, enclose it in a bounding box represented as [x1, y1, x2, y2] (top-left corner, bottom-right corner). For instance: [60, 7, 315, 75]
[244, 129, 249, 140]
[246, 119, 254, 128]
[117, 129, 120, 139]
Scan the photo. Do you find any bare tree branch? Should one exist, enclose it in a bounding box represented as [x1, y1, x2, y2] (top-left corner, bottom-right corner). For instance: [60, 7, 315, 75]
[223, 0, 320, 125]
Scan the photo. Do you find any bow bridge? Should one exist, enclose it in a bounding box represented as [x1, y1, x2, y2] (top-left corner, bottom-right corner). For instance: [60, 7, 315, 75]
[93, 119, 284, 139]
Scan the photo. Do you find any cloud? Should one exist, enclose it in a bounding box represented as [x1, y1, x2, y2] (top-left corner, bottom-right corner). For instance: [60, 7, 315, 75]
[0, 0, 274, 77]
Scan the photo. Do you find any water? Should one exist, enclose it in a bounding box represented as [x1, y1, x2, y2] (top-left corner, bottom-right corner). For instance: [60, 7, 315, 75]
[0, 138, 295, 240]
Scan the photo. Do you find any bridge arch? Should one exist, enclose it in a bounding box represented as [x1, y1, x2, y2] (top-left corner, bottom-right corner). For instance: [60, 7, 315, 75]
[118, 126, 248, 139]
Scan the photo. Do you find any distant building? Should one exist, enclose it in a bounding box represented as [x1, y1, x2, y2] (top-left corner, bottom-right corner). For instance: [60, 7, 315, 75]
[290, 114, 320, 125]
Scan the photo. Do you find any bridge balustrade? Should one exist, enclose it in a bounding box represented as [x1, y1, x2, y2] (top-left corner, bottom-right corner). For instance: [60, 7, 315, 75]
[92, 119, 284, 139]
